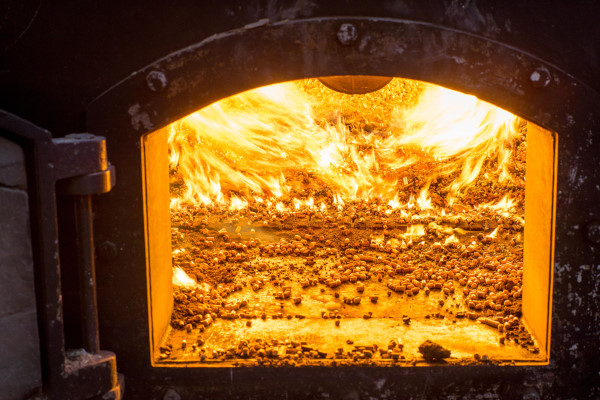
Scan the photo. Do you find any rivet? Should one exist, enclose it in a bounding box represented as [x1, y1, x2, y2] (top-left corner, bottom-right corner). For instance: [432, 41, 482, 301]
[529, 67, 551, 88]
[337, 23, 358, 46]
[586, 221, 600, 244]
[146, 70, 168, 92]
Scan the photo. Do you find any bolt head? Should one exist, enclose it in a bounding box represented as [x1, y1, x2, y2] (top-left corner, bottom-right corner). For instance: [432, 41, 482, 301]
[146, 70, 168, 92]
[529, 67, 551, 88]
[337, 23, 358, 45]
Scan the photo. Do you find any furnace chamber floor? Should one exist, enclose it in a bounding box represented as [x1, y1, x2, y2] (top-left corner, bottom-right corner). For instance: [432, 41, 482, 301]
[156, 269, 544, 366]
[160, 177, 541, 365]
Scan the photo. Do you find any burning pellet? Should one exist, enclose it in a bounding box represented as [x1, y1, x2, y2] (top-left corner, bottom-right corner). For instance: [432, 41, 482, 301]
[467, 312, 479, 320]
[479, 317, 500, 329]
[397, 338, 404, 351]
[370, 296, 378, 303]
[293, 297, 302, 305]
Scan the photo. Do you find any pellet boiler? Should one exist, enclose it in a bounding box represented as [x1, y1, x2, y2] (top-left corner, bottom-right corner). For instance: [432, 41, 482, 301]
[1, 2, 599, 399]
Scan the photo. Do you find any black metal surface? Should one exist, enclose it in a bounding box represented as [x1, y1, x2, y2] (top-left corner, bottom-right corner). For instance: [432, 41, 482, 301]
[53, 132, 115, 355]
[56, 164, 115, 196]
[86, 13, 600, 400]
[62, 349, 119, 399]
[74, 195, 100, 354]
[52, 134, 107, 180]
[1, 1, 600, 399]
[318, 75, 394, 95]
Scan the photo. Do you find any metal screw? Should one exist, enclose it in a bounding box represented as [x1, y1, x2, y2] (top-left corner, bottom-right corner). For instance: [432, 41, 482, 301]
[586, 221, 600, 244]
[337, 23, 358, 45]
[163, 388, 181, 400]
[146, 70, 168, 92]
[529, 67, 551, 88]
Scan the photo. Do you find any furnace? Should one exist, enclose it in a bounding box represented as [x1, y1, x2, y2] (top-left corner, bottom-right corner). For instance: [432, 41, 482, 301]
[141, 77, 555, 366]
[3, 3, 599, 398]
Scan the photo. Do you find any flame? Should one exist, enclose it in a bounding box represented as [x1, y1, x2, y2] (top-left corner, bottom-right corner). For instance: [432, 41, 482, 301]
[166, 78, 521, 211]
[481, 195, 517, 217]
[403, 224, 425, 238]
[172, 267, 197, 288]
[444, 234, 460, 245]
[486, 227, 500, 239]
[390, 86, 519, 195]
[416, 186, 432, 210]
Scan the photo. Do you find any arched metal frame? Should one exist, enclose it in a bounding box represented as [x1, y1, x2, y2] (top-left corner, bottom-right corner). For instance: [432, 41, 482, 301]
[88, 17, 600, 398]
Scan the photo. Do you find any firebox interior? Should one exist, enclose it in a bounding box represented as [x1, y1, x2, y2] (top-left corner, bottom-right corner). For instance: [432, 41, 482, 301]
[142, 77, 555, 367]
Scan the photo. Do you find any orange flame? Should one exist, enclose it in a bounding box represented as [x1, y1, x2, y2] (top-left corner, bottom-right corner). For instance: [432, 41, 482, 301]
[166, 79, 521, 210]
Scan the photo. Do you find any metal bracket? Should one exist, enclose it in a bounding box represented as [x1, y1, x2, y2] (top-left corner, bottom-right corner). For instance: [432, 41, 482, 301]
[53, 133, 116, 195]
[62, 350, 121, 399]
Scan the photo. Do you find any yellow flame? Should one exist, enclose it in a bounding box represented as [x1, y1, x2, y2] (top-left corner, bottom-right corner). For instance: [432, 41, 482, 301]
[481, 195, 517, 217]
[486, 227, 500, 239]
[390, 86, 519, 195]
[416, 186, 432, 210]
[444, 234, 460, 245]
[404, 224, 425, 238]
[172, 267, 197, 288]
[166, 78, 520, 209]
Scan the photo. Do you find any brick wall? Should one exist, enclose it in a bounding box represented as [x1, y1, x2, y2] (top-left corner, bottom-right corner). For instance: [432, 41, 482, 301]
[0, 136, 42, 399]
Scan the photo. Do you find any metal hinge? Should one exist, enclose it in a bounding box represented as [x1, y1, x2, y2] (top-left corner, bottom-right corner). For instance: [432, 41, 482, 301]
[53, 133, 116, 195]
[51, 134, 121, 400]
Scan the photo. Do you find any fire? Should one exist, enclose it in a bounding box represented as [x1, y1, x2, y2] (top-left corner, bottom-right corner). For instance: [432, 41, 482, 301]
[172, 266, 197, 288]
[167, 78, 522, 214]
[162, 77, 544, 366]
